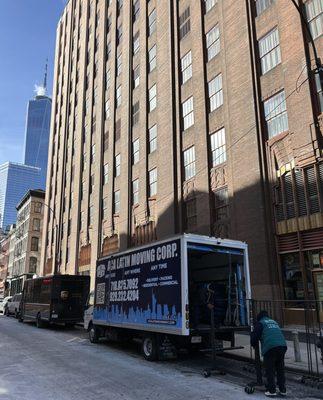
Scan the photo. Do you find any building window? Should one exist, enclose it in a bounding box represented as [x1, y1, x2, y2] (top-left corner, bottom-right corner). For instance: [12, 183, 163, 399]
[89, 205, 94, 226]
[114, 190, 120, 214]
[149, 124, 157, 153]
[149, 168, 157, 196]
[179, 7, 190, 40]
[183, 146, 196, 180]
[117, 25, 123, 45]
[304, 166, 320, 214]
[102, 197, 108, 220]
[105, 98, 110, 119]
[148, 9, 156, 36]
[116, 85, 122, 107]
[133, 0, 140, 22]
[181, 51, 192, 84]
[315, 71, 323, 112]
[132, 179, 139, 205]
[103, 163, 109, 185]
[29, 257, 37, 274]
[93, 86, 98, 105]
[149, 84, 157, 112]
[115, 153, 121, 177]
[116, 53, 122, 76]
[133, 31, 140, 55]
[259, 28, 281, 74]
[68, 219, 71, 236]
[210, 128, 226, 167]
[255, 0, 275, 16]
[66, 247, 70, 264]
[133, 65, 140, 88]
[182, 96, 194, 130]
[264, 91, 289, 139]
[34, 202, 42, 213]
[132, 101, 140, 125]
[214, 187, 229, 222]
[89, 175, 94, 194]
[306, 0, 323, 39]
[132, 138, 140, 164]
[106, 69, 111, 90]
[115, 119, 121, 141]
[148, 44, 157, 73]
[106, 41, 111, 60]
[91, 144, 95, 162]
[80, 211, 85, 231]
[31, 237, 39, 252]
[185, 198, 197, 231]
[209, 74, 223, 112]
[117, 0, 123, 14]
[104, 131, 109, 151]
[85, 98, 90, 115]
[33, 218, 41, 232]
[204, 0, 217, 13]
[206, 25, 220, 61]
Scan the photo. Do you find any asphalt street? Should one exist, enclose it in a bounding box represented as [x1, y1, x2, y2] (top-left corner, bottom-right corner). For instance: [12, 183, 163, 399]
[0, 315, 321, 400]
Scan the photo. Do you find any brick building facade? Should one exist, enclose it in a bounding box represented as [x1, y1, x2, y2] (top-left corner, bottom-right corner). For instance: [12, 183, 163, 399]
[11, 190, 45, 295]
[41, 0, 323, 316]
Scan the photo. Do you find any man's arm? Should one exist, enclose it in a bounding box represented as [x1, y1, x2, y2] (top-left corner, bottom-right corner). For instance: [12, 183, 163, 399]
[250, 321, 263, 348]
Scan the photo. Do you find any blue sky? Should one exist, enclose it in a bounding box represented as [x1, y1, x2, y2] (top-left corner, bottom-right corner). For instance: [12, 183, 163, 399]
[0, 0, 67, 165]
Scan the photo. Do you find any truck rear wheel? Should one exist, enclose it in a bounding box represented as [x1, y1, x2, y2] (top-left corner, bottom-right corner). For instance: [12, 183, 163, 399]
[89, 324, 100, 344]
[36, 313, 45, 328]
[142, 335, 158, 361]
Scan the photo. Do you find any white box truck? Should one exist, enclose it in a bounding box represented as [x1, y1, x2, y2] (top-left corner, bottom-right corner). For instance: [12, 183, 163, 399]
[89, 234, 251, 360]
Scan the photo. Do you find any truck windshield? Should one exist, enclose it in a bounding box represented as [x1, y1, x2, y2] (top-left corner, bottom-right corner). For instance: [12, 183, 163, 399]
[187, 242, 247, 329]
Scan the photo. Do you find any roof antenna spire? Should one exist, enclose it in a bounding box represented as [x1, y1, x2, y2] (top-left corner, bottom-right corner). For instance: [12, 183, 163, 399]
[43, 59, 48, 91]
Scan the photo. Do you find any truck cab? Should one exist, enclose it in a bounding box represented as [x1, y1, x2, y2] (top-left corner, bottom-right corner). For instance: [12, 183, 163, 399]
[84, 290, 94, 331]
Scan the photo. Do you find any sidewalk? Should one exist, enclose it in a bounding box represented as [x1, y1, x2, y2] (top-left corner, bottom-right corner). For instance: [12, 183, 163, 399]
[230, 333, 323, 375]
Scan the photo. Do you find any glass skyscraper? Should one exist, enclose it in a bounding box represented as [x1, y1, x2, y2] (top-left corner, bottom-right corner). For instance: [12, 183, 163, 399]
[0, 162, 41, 229]
[23, 93, 52, 188]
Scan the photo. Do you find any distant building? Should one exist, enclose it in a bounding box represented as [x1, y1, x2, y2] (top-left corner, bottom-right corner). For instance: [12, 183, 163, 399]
[23, 67, 52, 189]
[0, 234, 10, 298]
[0, 162, 41, 230]
[11, 189, 45, 295]
[5, 225, 16, 295]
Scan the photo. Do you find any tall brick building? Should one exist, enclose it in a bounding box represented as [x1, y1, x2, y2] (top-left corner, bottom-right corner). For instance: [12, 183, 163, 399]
[41, 0, 323, 320]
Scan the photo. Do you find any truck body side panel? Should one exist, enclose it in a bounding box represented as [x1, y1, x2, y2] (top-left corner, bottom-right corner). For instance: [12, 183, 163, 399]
[93, 238, 184, 335]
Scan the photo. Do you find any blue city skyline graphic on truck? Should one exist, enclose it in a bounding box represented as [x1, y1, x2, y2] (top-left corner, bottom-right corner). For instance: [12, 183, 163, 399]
[94, 290, 182, 328]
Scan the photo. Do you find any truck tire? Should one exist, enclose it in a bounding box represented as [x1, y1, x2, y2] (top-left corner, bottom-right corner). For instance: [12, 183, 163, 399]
[89, 324, 100, 344]
[142, 335, 158, 361]
[36, 313, 45, 329]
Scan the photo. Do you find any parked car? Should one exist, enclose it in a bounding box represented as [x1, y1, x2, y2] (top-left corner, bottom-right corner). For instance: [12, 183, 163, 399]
[0, 296, 12, 314]
[6, 293, 22, 318]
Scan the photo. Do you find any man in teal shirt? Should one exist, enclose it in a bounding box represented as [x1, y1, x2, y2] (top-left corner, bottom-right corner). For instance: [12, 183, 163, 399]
[251, 310, 287, 397]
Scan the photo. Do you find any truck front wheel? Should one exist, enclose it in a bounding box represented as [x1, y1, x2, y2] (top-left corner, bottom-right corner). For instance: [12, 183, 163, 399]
[89, 324, 100, 344]
[142, 335, 158, 361]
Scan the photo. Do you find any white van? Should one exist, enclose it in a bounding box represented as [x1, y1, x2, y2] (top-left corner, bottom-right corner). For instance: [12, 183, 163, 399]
[6, 293, 22, 318]
[0, 296, 12, 314]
